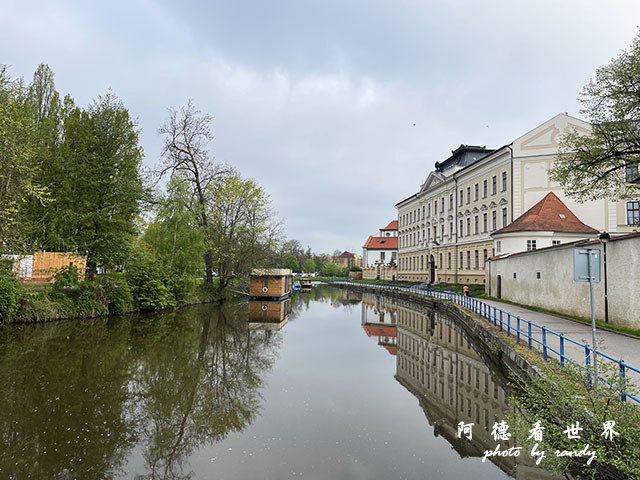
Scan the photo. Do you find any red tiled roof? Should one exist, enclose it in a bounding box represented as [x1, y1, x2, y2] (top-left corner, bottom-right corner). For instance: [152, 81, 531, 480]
[363, 236, 398, 250]
[339, 251, 355, 258]
[381, 220, 398, 231]
[362, 324, 397, 338]
[382, 344, 397, 356]
[493, 192, 599, 235]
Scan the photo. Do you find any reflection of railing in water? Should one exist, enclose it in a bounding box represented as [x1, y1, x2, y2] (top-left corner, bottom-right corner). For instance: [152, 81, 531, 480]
[333, 281, 640, 404]
[394, 302, 560, 479]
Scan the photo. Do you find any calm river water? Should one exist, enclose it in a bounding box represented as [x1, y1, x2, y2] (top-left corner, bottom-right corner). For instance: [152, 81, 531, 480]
[0, 286, 560, 479]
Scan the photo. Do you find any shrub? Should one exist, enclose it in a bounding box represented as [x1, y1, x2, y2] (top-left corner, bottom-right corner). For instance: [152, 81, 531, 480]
[0, 268, 21, 321]
[53, 265, 80, 289]
[98, 273, 134, 314]
[126, 254, 173, 311]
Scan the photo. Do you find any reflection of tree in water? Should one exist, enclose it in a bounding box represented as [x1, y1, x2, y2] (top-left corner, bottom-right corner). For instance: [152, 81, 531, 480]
[131, 304, 282, 480]
[0, 319, 136, 479]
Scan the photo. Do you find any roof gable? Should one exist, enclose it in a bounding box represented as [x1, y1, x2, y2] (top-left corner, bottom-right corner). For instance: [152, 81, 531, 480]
[493, 192, 599, 235]
[419, 171, 444, 194]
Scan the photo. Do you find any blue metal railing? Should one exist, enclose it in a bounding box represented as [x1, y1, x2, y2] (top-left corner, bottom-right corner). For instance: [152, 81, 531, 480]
[331, 280, 640, 403]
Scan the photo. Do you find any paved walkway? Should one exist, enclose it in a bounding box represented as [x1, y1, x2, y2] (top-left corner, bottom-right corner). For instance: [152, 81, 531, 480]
[480, 297, 640, 391]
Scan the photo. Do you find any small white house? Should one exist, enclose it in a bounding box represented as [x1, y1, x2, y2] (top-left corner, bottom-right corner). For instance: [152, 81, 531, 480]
[362, 220, 398, 267]
[491, 192, 599, 256]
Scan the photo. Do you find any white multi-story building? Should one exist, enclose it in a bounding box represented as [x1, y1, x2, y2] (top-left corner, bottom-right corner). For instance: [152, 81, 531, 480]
[396, 113, 638, 284]
[362, 220, 398, 267]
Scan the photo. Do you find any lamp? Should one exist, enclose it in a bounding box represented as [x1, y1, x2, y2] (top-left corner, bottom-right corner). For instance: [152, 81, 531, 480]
[599, 232, 610, 323]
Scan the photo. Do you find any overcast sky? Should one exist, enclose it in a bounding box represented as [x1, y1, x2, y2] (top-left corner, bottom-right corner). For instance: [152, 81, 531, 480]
[2, 1, 639, 254]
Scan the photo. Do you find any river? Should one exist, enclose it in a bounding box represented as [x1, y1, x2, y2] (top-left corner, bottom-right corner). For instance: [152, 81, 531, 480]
[0, 285, 560, 479]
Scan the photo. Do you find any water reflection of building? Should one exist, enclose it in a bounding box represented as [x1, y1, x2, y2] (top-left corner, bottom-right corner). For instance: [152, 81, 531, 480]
[395, 300, 559, 480]
[361, 292, 397, 355]
[248, 298, 292, 330]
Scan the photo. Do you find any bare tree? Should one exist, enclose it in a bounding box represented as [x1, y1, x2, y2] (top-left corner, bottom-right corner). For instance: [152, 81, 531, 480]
[157, 101, 229, 282]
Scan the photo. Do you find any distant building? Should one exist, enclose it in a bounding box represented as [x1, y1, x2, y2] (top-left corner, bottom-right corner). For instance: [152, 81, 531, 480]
[335, 251, 361, 269]
[396, 113, 639, 285]
[362, 220, 398, 267]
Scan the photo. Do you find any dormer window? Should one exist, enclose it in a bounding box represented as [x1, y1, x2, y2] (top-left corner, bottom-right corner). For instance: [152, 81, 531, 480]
[559, 214, 566, 219]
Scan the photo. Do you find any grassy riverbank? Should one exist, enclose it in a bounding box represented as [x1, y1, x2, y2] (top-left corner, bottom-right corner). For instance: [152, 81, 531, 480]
[0, 266, 224, 324]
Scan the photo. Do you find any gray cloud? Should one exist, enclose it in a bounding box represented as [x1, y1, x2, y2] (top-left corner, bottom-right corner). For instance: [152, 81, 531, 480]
[1, 0, 639, 253]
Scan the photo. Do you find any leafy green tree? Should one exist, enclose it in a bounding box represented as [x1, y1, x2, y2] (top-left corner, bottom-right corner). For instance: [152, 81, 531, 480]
[550, 32, 640, 202]
[54, 92, 146, 274]
[0, 65, 48, 250]
[207, 171, 281, 295]
[283, 254, 299, 272]
[302, 258, 316, 273]
[143, 175, 205, 300]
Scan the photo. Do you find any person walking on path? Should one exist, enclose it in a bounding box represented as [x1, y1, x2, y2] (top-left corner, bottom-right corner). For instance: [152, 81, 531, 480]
[463, 285, 469, 296]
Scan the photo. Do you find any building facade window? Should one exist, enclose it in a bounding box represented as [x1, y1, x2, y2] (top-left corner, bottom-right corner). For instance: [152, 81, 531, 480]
[466, 187, 471, 204]
[441, 224, 444, 238]
[460, 251, 464, 269]
[474, 215, 478, 234]
[459, 219, 463, 235]
[502, 207, 508, 227]
[492, 175, 497, 195]
[492, 210, 497, 231]
[502, 171, 507, 191]
[466, 217, 471, 236]
[474, 183, 479, 201]
[439, 253, 443, 269]
[449, 222, 453, 237]
[475, 250, 479, 269]
[467, 251, 471, 268]
[483, 213, 487, 232]
[483, 249, 487, 264]
[449, 193, 454, 209]
[434, 200, 438, 214]
[552, 240, 561, 246]
[441, 197, 445, 213]
[460, 190, 464, 205]
[422, 205, 425, 219]
[626, 164, 639, 182]
[483, 179, 487, 198]
[627, 201, 640, 225]
[527, 240, 537, 251]
[496, 240, 501, 253]
[433, 226, 437, 241]
[381, 252, 386, 261]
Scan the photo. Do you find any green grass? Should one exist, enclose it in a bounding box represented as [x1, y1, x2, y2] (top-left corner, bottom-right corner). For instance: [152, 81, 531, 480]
[478, 294, 640, 339]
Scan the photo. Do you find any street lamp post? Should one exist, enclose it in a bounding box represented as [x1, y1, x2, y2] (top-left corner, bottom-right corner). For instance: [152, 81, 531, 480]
[599, 232, 610, 324]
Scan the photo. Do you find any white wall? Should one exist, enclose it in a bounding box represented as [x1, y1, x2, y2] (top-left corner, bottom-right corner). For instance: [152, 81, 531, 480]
[494, 231, 598, 256]
[487, 235, 640, 328]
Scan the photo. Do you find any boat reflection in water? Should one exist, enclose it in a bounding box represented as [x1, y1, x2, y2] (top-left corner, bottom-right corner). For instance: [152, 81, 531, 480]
[362, 293, 561, 480]
[248, 298, 292, 331]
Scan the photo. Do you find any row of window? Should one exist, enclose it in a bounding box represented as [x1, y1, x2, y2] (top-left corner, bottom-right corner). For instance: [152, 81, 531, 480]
[399, 207, 509, 249]
[400, 247, 495, 272]
[399, 172, 509, 228]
